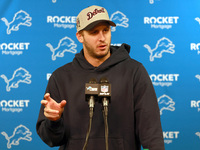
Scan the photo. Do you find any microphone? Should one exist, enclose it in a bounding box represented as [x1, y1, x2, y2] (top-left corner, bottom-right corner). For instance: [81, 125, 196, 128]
[83, 78, 98, 150]
[98, 77, 111, 150]
[85, 78, 99, 108]
[98, 77, 111, 106]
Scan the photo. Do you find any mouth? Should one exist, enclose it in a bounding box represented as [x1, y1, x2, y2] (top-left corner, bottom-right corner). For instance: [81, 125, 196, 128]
[97, 44, 107, 50]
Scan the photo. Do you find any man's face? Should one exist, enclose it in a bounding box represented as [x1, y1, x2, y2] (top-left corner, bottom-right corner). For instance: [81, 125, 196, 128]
[77, 22, 112, 60]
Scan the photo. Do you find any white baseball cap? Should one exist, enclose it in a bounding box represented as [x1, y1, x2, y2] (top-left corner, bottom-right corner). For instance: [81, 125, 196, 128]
[76, 5, 116, 32]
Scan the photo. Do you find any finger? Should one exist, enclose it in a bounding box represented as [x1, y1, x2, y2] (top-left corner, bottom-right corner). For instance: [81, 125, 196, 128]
[44, 93, 52, 102]
[44, 107, 59, 114]
[60, 100, 67, 108]
[44, 112, 60, 121]
[41, 100, 48, 106]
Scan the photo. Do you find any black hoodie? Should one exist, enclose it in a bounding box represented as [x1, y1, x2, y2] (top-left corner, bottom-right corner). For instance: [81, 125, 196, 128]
[36, 43, 165, 150]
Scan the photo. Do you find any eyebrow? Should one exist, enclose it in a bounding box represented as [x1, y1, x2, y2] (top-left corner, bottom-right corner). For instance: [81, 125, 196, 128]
[90, 25, 110, 31]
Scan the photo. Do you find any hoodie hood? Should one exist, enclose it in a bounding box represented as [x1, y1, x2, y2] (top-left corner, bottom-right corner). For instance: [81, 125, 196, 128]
[73, 43, 131, 72]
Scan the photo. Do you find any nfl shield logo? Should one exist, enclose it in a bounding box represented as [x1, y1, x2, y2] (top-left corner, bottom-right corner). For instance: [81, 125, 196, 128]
[101, 85, 108, 93]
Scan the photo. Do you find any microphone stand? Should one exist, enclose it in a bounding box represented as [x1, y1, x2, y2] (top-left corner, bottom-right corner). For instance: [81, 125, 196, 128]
[83, 96, 95, 150]
[99, 77, 111, 150]
[83, 78, 99, 150]
[102, 97, 109, 150]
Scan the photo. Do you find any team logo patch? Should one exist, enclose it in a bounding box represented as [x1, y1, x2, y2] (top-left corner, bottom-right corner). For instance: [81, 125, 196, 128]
[101, 85, 108, 93]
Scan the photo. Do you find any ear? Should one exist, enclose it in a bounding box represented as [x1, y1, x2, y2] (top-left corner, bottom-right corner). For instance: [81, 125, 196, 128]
[76, 32, 84, 43]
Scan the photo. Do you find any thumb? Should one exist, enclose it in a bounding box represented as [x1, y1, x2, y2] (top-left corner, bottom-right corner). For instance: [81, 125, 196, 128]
[60, 100, 67, 108]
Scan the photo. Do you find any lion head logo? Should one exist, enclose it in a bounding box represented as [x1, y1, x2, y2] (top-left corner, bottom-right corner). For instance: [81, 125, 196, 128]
[110, 11, 129, 32]
[158, 94, 175, 115]
[144, 37, 175, 61]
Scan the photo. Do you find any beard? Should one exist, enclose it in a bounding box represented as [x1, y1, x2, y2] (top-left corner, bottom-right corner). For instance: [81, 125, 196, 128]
[83, 40, 111, 59]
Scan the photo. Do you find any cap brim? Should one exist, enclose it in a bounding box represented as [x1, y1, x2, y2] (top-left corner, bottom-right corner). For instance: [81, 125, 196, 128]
[83, 20, 116, 31]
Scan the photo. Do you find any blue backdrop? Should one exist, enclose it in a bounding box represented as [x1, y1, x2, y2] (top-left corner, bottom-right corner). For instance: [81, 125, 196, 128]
[0, 0, 200, 150]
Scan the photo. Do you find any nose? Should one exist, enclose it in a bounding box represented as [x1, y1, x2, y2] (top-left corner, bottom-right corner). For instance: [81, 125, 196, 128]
[98, 31, 105, 42]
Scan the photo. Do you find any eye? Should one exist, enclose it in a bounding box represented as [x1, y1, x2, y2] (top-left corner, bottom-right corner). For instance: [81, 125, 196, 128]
[103, 27, 110, 32]
[93, 30, 98, 34]
[89, 30, 98, 35]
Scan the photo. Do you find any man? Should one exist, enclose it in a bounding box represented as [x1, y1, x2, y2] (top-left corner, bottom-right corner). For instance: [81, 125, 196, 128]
[36, 5, 165, 150]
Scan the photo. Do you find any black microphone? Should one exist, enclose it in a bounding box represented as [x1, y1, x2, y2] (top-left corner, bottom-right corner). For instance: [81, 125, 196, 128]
[98, 77, 111, 106]
[83, 78, 99, 150]
[85, 78, 99, 108]
[98, 77, 111, 150]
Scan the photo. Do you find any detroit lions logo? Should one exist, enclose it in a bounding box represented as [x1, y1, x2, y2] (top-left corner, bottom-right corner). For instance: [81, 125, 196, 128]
[144, 37, 175, 61]
[195, 74, 200, 81]
[1, 124, 32, 149]
[1, 67, 31, 92]
[196, 132, 200, 139]
[52, 0, 57, 3]
[195, 17, 200, 24]
[158, 94, 175, 115]
[1, 10, 32, 35]
[110, 11, 129, 32]
[46, 36, 77, 61]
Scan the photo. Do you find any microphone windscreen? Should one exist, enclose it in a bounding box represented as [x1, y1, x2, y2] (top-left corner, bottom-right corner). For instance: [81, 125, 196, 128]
[89, 78, 97, 84]
[85, 78, 99, 101]
[98, 77, 111, 102]
[99, 77, 109, 83]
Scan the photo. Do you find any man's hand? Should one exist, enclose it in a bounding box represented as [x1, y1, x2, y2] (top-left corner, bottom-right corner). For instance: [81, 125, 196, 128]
[41, 93, 67, 121]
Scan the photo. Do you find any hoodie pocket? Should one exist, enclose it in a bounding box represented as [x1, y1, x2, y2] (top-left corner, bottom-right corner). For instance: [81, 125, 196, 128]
[66, 137, 124, 150]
